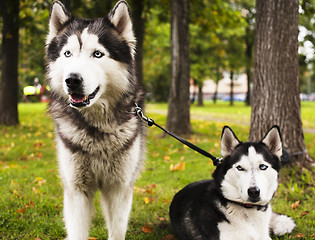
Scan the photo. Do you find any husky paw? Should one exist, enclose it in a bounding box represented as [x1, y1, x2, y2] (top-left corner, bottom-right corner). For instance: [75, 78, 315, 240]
[270, 213, 296, 236]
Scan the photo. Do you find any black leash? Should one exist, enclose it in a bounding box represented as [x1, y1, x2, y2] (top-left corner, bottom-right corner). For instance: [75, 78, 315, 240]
[135, 103, 222, 166]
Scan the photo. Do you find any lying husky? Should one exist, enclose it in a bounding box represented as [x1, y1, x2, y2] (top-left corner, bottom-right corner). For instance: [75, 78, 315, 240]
[170, 126, 295, 240]
[46, 1, 145, 239]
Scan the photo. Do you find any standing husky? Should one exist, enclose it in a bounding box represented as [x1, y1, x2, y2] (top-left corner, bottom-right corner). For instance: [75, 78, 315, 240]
[46, 1, 145, 239]
[170, 126, 295, 240]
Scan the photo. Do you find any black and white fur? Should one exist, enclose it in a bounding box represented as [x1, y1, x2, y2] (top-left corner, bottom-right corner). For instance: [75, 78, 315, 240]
[45, 1, 145, 239]
[170, 126, 295, 240]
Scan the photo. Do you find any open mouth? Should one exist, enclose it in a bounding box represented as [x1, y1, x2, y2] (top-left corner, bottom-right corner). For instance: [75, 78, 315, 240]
[69, 86, 100, 108]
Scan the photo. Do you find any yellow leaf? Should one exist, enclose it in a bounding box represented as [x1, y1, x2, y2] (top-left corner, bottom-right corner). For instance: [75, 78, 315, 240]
[144, 197, 153, 204]
[11, 180, 18, 186]
[13, 189, 20, 198]
[134, 186, 146, 193]
[170, 162, 185, 172]
[163, 155, 171, 160]
[33, 187, 40, 194]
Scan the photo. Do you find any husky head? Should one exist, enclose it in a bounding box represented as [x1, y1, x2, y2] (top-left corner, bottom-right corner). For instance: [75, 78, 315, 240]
[46, 1, 136, 109]
[213, 126, 282, 206]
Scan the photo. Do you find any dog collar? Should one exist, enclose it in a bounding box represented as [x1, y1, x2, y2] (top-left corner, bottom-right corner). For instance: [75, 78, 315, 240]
[228, 200, 269, 211]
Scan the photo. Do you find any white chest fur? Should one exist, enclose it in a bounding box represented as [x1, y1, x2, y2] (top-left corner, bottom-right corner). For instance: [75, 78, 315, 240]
[218, 202, 272, 240]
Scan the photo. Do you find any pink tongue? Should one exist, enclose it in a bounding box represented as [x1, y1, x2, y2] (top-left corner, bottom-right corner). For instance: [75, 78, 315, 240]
[71, 94, 86, 103]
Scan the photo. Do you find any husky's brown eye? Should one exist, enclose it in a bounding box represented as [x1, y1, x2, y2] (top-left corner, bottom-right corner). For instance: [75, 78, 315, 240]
[259, 164, 268, 170]
[64, 50, 72, 57]
[236, 165, 245, 171]
[93, 50, 104, 58]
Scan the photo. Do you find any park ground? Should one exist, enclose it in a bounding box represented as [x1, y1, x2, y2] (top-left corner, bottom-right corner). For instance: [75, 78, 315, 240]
[0, 101, 314, 239]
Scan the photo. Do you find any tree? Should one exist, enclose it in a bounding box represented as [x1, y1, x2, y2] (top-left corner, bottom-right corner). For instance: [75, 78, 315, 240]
[0, 0, 20, 125]
[166, 0, 191, 135]
[249, 0, 313, 167]
[130, 0, 145, 86]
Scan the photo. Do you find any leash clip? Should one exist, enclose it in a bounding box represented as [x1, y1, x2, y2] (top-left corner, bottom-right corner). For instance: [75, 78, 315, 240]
[213, 157, 223, 166]
[135, 103, 154, 126]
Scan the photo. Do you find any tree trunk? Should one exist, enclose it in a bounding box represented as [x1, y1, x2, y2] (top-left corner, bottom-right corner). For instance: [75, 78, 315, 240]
[245, 66, 251, 106]
[250, 0, 313, 167]
[0, 0, 20, 126]
[197, 82, 203, 106]
[131, 0, 145, 86]
[166, 0, 191, 135]
[230, 70, 234, 106]
[213, 66, 220, 104]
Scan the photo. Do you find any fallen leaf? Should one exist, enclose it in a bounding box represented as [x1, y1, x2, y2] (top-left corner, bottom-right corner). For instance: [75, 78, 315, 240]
[35, 152, 43, 159]
[146, 184, 156, 194]
[33, 177, 46, 186]
[142, 224, 153, 233]
[144, 197, 154, 204]
[88, 237, 98, 240]
[13, 189, 21, 198]
[170, 162, 185, 172]
[11, 180, 18, 186]
[295, 233, 306, 238]
[299, 211, 309, 218]
[17, 208, 25, 214]
[163, 155, 171, 161]
[147, 183, 157, 189]
[162, 235, 176, 240]
[24, 201, 35, 209]
[151, 152, 159, 157]
[33, 141, 43, 149]
[134, 186, 146, 193]
[32, 187, 40, 194]
[291, 200, 300, 210]
[158, 217, 166, 222]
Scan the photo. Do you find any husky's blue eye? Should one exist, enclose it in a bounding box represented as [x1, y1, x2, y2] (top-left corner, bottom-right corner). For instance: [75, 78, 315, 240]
[259, 164, 268, 170]
[64, 51, 72, 57]
[93, 51, 104, 58]
[236, 165, 245, 171]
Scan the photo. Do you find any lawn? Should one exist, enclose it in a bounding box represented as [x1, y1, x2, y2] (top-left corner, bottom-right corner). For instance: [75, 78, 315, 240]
[0, 102, 314, 239]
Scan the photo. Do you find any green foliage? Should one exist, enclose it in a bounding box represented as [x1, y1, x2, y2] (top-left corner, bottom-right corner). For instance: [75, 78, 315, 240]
[18, 0, 50, 89]
[0, 102, 314, 239]
[143, 6, 171, 102]
[2, 0, 313, 102]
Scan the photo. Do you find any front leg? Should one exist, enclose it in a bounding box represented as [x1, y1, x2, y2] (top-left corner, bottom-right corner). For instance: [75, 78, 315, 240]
[63, 188, 94, 240]
[270, 212, 296, 236]
[100, 184, 134, 240]
[57, 140, 95, 240]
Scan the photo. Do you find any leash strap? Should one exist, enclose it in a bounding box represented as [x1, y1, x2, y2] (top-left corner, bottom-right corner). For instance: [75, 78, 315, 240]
[135, 103, 222, 166]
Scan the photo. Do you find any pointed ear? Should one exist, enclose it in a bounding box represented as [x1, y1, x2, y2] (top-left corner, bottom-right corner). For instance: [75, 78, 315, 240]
[220, 126, 241, 158]
[47, 1, 71, 43]
[261, 125, 282, 159]
[109, 1, 136, 46]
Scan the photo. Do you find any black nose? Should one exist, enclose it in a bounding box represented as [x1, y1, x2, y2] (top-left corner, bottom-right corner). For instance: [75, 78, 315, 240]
[65, 73, 83, 90]
[248, 186, 260, 199]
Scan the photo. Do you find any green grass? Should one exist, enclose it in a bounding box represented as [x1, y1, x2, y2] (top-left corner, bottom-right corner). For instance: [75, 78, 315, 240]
[0, 102, 314, 239]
